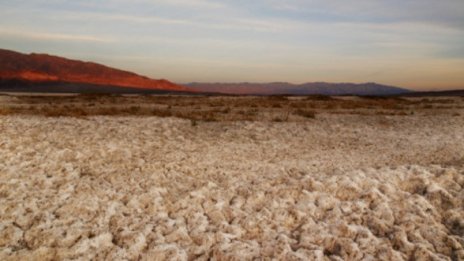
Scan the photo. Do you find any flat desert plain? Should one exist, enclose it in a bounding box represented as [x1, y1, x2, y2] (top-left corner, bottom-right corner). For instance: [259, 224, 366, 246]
[0, 95, 463, 260]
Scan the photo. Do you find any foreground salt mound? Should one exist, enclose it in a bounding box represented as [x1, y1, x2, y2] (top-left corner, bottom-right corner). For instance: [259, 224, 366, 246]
[0, 115, 463, 260]
[1, 164, 462, 260]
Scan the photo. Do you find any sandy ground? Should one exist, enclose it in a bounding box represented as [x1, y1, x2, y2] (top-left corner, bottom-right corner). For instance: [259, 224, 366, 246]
[1, 96, 464, 260]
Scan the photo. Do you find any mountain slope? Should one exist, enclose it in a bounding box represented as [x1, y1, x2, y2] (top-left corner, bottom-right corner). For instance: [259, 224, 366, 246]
[0, 49, 189, 92]
[185, 82, 411, 96]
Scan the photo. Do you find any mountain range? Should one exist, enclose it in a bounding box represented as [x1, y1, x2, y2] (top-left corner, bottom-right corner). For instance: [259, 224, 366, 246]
[185, 82, 410, 96]
[1, 49, 412, 95]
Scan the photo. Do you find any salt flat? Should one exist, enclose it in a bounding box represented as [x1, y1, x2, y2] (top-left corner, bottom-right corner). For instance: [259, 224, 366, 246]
[0, 96, 463, 260]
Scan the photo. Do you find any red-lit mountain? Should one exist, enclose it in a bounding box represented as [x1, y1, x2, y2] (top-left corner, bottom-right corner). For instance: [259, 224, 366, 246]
[0, 49, 190, 93]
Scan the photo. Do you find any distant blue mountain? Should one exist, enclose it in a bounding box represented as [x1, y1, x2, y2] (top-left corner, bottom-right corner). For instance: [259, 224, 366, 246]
[184, 82, 411, 96]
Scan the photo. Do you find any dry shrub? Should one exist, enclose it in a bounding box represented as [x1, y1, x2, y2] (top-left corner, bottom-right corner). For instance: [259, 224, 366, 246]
[43, 107, 88, 117]
[237, 108, 257, 117]
[199, 111, 220, 122]
[78, 93, 103, 99]
[174, 110, 219, 122]
[96, 106, 121, 115]
[395, 111, 409, 116]
[129, 106, 140, 113]
[207, 101, 223, 107]
[360, 95, 391, 100]
[288, 102, 306, 109]
[272, 117, 285, 122]
[380, 104, 403, 110]
[268, 95, 288, 100]
[0, 107, 13, 115]
[294, 109, 316, 119]
[151, 108, 172, 117]
[2, 94, 461, 120]
[324, 103, 338, 110]
[211, 107, 230, 114]
[429, 99, 455, 104]
[305, 95, 334, 101]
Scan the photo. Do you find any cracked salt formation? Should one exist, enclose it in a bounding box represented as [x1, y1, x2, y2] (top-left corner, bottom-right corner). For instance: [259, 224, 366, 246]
[0, 114, 463, 260]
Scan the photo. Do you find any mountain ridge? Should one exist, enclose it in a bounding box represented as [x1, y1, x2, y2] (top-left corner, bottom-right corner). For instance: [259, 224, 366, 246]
[184, 82, 411, 96]
[0, 49, 189, 92]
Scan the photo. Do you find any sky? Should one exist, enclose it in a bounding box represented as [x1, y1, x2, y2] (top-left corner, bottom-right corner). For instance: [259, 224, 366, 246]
[1, 0, 464, 90]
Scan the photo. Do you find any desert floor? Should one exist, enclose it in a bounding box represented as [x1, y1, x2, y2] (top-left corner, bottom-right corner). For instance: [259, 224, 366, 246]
[0, 95, 463, 260]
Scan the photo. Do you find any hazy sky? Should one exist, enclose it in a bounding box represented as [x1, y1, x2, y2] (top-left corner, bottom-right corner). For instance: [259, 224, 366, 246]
[1, 0, 464, 90]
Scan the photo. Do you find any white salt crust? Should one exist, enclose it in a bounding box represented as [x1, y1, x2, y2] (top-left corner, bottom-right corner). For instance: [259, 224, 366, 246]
[0, 114, 463, 260]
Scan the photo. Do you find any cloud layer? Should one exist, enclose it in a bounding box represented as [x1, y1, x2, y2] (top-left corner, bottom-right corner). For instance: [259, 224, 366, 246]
[1, 0, 463, 89]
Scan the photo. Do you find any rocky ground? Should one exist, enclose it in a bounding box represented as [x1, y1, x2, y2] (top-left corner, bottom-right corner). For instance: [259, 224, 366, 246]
[0, 95, 463, 260]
